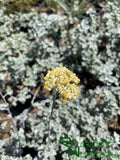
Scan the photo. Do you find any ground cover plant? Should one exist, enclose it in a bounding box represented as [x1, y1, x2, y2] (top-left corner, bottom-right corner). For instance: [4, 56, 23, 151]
[0, 0, 120, 159]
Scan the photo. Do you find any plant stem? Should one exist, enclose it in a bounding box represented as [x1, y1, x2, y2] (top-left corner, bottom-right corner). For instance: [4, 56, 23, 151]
[0, 91, 18, 138]
[48, 89, 57, 144]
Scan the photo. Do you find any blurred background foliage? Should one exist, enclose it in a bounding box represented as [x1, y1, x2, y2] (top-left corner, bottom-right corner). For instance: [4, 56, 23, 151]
[0, 0, 117, 15]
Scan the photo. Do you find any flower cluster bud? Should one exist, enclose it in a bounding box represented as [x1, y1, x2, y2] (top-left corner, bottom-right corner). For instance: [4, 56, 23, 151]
[44, 66, 80, 103]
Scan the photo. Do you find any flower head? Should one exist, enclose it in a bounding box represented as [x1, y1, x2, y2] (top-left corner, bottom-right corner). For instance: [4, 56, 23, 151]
[44, 66, 80, 103]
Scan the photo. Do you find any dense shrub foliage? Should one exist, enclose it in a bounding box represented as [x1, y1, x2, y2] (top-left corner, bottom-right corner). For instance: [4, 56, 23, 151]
[0, 1, 120, 159]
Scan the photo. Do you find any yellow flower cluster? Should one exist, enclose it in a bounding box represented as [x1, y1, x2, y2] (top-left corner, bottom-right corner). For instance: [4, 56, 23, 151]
[44, 66, 80, 103]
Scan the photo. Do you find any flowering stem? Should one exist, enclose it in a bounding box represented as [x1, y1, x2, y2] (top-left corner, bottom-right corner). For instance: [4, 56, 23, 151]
[48, 89, 57, 144]
[31, 85, 40, 106]
[0, 92, 23, 159]
[0, 91, 19, 138]
[43, 66, 80, 145]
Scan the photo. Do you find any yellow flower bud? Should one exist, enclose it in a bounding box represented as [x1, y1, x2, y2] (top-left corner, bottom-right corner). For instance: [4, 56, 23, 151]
[44, 85, 46, 88]
[63, 99, 67, 103]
